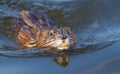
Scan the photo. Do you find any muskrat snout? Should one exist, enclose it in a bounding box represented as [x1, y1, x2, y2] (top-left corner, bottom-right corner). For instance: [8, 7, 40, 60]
[62, 35, 67, 40]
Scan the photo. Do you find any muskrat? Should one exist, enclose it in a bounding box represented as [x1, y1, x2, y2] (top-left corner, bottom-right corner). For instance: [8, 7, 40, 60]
[15, 10, 76, 50]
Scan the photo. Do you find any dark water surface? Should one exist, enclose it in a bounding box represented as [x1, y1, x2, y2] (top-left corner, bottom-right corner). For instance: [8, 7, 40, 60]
[0, 0, 120, 74]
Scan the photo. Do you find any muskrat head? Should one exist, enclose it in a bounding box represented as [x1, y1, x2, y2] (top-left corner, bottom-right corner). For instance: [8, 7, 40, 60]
[37, 27, 76, 50]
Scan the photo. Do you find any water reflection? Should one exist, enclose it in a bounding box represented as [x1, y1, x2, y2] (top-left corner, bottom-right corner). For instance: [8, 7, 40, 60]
[54, 55, 69, 67]
[0, 40, 115, 67]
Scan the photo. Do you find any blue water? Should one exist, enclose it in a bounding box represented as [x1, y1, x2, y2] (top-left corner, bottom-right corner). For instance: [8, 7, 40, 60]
[0, 0, 120, 74]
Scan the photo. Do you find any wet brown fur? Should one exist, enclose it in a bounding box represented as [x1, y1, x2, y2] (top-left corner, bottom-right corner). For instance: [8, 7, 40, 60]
[16, 10, 76, 50]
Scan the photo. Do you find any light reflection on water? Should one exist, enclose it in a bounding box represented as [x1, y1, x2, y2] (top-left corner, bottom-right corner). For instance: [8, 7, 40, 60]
[0, 0, 120, 74]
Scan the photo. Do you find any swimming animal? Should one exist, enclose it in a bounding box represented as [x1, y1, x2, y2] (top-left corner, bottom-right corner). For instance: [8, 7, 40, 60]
[15, 10, 76, 50]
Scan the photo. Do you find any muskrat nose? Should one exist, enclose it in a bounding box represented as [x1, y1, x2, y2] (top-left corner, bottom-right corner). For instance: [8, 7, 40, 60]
[62, 35, 67, 40]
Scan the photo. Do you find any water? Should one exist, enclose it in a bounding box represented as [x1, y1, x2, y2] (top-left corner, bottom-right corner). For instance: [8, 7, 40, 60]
[0, 0, 120, 74]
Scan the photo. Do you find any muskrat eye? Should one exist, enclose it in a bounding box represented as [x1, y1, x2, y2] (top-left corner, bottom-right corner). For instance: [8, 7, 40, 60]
[50, 32, 53, 36]
[49, 30, 54, 36]
[49, 30, 58, 36]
